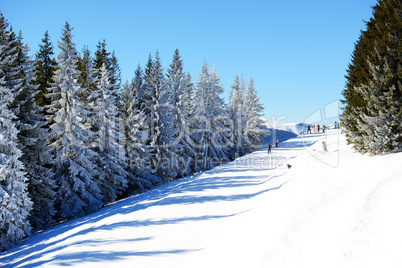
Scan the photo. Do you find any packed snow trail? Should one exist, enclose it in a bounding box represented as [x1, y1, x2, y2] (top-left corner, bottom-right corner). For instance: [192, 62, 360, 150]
[1, 129, 402, 267]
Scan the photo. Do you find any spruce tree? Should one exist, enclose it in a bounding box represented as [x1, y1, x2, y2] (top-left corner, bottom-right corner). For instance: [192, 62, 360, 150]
[120, 80, 133, 119]
[244, 77, 265, 151]
[49, 22, 102, 220]
[341, 35, 369, 151]
[137, 53, 157, 174]
[149, 51, 178, 180]
[76, 46, 95, 102]
[125, 64, 160, 191]
[89, 64, 128, 204]
[0, 12, 32, 250]
[33, 31, 57, 108]
[192, 60, 232, 172]
[0, 83, 32, 252]
[227, 75, 250, 159]
[8, 31, 56, 231]
[342, 0, 402, 154]
[166, 49, 195, 177]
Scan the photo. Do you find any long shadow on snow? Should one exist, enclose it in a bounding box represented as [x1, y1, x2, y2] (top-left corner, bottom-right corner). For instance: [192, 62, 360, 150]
[3, 211, 257, 267]
[126, 182, 285, 211]
[1, 167, 286, 267]
[21, 249, 200, 268]
[1, 132, 295, 266]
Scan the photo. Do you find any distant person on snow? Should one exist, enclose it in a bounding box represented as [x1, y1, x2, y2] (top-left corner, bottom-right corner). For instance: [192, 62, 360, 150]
[275, 138, 279, 147]
[307, 125, 311, 134]
[312, 125, 315, 133]
[322, 125, 326, 133]
[268, 144, 272, 154]
[317, 124, 320, 132]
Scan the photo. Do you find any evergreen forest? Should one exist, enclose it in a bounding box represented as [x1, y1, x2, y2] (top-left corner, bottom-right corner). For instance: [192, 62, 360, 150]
[0, 13, 266, 250]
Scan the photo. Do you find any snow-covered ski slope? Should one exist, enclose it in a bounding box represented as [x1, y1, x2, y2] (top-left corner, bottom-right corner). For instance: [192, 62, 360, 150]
[1, 129, 402, 268]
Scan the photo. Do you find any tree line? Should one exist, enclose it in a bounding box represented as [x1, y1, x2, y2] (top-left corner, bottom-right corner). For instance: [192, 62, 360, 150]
[341, 0, 402, 154]
[0, 13, 266, 251]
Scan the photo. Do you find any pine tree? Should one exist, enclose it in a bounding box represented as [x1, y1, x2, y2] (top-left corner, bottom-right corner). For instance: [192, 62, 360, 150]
[192, 60, 232, 172]
[7, 31, 56, 231]
[166, 49, 195, 177]
[33, 31, 57, 108]
[0, 12, 32, 251]
[49, 22, 102, 220]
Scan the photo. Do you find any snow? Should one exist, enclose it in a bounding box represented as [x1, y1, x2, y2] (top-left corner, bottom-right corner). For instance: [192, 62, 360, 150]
[1, 128, 402, 267]
[261, 118, 307, 135]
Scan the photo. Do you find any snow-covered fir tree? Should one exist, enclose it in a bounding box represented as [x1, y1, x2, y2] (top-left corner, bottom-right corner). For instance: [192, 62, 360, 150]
[7, 31, 56, 231]
[244, 77, 265, 151]
[49, 22, 102, 220]
[183, 73, 195, 112]
[192, 60, 232, 172]
[120, 80, 133, 119]
[148, 51, 178, 180]
[92, 41, 124, 150]
[0, 13, 32, 251]
[0, 82, 33, 252]
[125, 64, 160, 192]
[89, 64, 129, 204]
[227, 75, 251, 159]
[92, 41, 121, 99]
[166, 49, 195, 177]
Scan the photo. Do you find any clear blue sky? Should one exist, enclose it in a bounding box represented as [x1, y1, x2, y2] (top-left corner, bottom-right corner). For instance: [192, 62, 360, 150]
[2, 0, 377, 123]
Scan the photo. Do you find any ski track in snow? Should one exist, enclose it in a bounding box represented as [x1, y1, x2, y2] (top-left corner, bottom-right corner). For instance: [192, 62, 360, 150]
[1, 129, 402, 268]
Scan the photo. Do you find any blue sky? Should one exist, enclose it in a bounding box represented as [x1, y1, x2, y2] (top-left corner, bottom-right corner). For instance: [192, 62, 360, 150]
[2, 0, 377, 123]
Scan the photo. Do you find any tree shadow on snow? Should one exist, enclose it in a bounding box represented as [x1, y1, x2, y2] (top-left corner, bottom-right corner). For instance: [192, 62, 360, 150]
[1, 132, 298, 267]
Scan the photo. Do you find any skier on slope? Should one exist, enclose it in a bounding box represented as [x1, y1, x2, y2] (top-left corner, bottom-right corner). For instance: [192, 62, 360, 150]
[307, 125, 311, 134]
[317, 124, 320, 132]
[275, 138, 279, 147]
[268, 144, 272, 154]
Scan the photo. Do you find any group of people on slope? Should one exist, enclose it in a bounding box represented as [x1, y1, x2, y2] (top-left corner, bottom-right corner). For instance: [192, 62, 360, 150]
[306, 121, 342, 134]
[307, 121, 342, 134]
[333, 121, 342, 129]
[306, 124, 326, 134]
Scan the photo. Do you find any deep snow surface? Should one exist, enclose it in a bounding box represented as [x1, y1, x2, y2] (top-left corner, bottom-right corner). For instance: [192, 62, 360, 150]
[1, 129, 402, 267]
